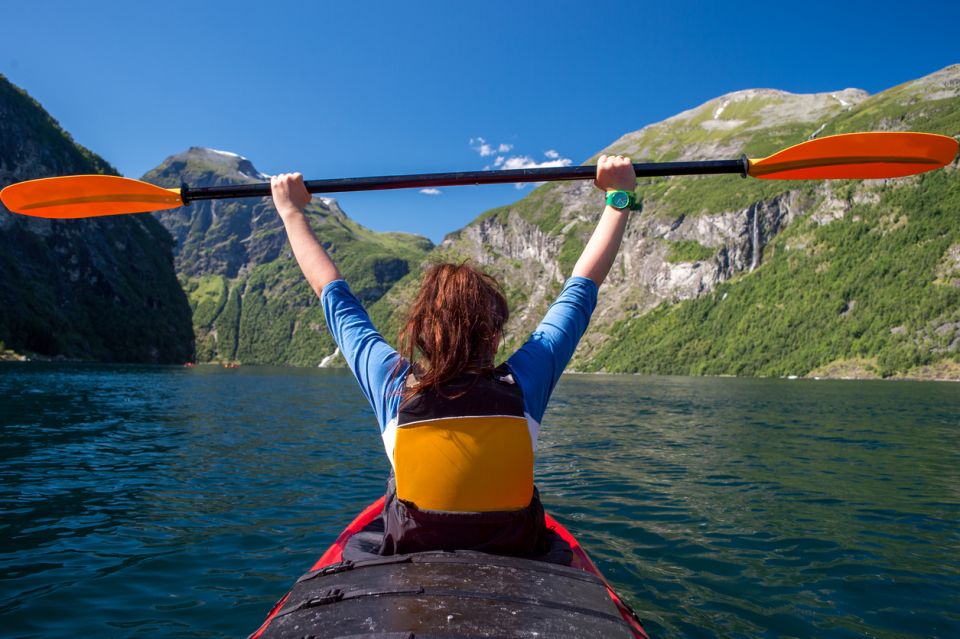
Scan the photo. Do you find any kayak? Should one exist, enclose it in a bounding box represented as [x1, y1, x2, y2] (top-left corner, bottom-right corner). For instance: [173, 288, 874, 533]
[250, 496, 648, 638]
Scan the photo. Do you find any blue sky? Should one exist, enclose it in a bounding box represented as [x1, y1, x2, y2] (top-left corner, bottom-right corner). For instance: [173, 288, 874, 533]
[2, 1, 958, 242]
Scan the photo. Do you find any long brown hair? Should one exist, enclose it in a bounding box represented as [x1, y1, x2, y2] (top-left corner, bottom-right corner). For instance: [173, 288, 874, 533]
[398, 261, 508, 399]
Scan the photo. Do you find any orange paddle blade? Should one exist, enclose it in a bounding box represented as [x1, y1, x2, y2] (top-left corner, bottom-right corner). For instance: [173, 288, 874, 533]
[748, 132, 958, 180]
[0, 175, 183, 218]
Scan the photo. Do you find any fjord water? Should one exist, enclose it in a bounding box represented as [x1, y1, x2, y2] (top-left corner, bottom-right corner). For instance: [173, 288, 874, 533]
[1, 364, 957, 638]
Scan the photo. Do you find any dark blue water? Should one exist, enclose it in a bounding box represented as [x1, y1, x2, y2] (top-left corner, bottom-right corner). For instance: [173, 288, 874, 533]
[1, 363, 957, 638]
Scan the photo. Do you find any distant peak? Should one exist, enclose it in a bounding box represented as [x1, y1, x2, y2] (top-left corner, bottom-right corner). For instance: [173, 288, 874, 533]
[638, 85, 870, 136]
[708, 86, 868, 102]
[714, 87, 793, 101]
[180, 146, 247, 163]
[167, 147, 269, 182]
[600, 84, 872, 162]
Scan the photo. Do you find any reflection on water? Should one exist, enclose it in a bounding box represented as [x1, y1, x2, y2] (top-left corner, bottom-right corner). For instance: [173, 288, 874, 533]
[1, 364, 957, 638]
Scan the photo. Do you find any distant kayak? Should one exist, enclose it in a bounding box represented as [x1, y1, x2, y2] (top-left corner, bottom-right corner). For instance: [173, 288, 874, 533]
[250, 497, 648, 638]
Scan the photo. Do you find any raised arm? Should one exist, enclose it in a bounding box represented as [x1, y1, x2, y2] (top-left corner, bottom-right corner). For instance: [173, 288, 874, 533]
[570, 155, 638, 287]
[272, 172, 404, 431]
[506, 156, 638, 421]
[271, 173, 342, 296]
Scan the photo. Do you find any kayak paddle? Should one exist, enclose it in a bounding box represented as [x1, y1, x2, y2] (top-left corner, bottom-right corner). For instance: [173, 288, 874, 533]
[1, 132, 956, 220]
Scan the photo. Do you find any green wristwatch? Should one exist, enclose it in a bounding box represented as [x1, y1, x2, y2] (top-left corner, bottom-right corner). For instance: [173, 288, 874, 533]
[605, 190, 639, 211]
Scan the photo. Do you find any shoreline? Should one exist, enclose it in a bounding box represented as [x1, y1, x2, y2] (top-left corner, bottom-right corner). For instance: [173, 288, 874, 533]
[3, 354, 959, 383]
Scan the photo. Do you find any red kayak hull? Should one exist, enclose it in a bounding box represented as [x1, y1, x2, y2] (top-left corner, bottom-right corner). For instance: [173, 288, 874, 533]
[251, 497, 648, 639]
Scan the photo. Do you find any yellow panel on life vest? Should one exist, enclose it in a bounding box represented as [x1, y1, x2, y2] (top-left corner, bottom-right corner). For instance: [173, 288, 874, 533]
[394, 416, 533, 512]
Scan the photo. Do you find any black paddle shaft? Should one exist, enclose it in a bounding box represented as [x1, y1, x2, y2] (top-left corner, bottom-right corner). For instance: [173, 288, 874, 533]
[179, 158, 748, 204]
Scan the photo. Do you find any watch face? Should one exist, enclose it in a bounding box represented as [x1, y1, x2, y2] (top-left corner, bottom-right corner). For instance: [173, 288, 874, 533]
[610, 191, 630, 208]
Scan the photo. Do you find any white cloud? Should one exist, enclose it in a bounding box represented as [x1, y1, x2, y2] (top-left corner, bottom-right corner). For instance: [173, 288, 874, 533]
[469, 136, 495, 157]
[419, 188, 442, 195]
[470, 138, 573, 188]
[471, 138, 515, 158]
[498, 153, 574, 189]
[499, 155, 573, 171]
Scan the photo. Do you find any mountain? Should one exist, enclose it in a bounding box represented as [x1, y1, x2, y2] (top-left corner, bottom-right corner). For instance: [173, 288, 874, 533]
[144, 149, 433, 365]
[8, 63, 953, 377]
[370, 65, 960, 380]
[0, 75, 194, 363]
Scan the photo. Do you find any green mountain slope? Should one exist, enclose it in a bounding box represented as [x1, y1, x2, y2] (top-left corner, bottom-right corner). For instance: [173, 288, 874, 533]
[589, 168, 960, 378]
[371, 64, 960, 379]
[587, 66, 960, 378]
[144, 149, 432, 365]
[0, 75, 194, 363]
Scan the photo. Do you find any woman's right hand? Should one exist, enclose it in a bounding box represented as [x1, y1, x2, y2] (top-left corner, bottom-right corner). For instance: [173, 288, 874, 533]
[571, 155, 636, 286]
[271, 172, 312, 218]
[594, 155, 637, 193]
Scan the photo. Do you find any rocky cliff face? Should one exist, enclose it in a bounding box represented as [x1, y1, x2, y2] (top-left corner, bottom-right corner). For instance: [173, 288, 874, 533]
[144, 149, 433, 365]
[371, 65, 960, 378]
[0, 75, 194, 363]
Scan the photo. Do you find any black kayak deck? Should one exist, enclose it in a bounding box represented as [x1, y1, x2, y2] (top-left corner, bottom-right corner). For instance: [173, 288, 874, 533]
[258, 550, 637, 638]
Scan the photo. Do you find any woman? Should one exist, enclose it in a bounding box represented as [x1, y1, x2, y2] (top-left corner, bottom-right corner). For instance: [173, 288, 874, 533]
[271, 155, 637, 557]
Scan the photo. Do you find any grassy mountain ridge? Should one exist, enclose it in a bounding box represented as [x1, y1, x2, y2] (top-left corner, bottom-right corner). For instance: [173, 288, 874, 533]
[370, 64, 960, 379]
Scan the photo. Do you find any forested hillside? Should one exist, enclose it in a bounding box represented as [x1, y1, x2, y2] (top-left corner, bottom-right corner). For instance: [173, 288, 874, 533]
[0, 75, 193, 363]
